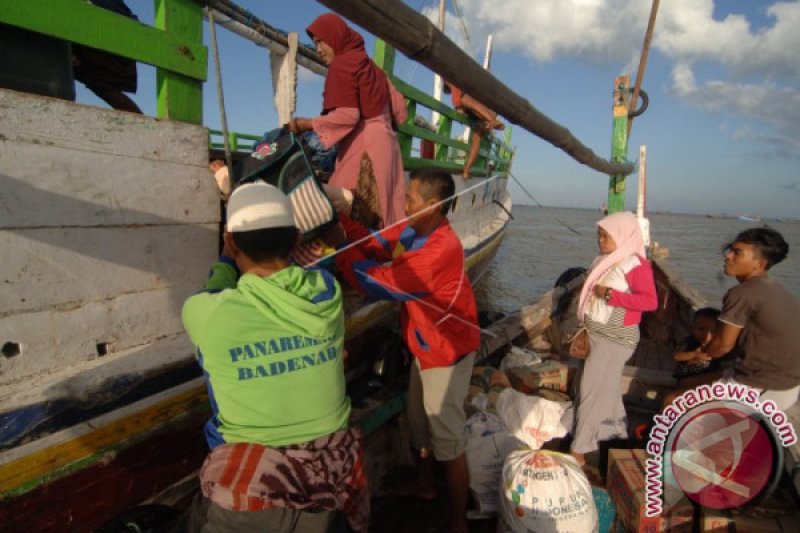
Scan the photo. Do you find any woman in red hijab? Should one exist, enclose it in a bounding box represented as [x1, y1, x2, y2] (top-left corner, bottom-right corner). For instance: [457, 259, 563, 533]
[289, 13, 407, 228]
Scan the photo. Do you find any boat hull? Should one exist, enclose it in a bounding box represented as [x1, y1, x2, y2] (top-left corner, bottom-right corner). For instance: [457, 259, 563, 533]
[0, 88, 512, 530]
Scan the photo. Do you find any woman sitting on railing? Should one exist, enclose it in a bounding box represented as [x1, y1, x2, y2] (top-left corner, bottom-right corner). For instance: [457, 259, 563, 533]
[288, 13, 407, 229]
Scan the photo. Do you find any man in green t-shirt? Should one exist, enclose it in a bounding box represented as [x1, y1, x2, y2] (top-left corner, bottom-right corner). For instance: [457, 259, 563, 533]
[180, 182, 367, 532]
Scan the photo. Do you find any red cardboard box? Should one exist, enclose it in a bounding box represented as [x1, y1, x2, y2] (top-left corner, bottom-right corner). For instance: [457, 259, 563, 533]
[607, 449, 693, 532]
[506, 360, 568, 393]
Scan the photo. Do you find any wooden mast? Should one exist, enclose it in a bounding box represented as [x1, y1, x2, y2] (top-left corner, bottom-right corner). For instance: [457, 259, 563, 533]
[316, 0, 634, 176]
[608, 76, 631, 213]
[628, 0, 660, 138]
[431, 0, 446, 126]
[608, 0, 660, 213]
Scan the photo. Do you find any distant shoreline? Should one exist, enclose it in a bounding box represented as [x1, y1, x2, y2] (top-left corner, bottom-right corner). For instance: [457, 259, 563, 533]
[509, 204, 799, 223]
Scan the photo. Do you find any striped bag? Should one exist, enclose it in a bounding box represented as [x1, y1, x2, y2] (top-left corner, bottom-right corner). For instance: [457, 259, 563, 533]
[232, 128, 337, 239]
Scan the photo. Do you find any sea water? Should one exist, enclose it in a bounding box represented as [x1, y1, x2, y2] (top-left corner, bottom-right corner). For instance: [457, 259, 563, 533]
[475, 206, 800, 313]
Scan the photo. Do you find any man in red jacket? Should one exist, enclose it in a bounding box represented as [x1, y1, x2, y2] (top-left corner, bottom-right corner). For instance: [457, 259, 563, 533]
[334, 168, 479, 533]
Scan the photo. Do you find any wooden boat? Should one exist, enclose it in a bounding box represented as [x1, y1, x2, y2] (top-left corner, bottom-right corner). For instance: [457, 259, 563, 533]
[0, 1, 664, 530]
[474, 259, 800, 530]
[0, 1, 517, 530]
[737, 214, 763, 223]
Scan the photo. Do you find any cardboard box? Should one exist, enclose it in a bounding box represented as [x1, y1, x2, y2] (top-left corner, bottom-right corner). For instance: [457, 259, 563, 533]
[699, 509, 734, 532]
[507, 360, 568, 393]
[607, 449, 693, 532]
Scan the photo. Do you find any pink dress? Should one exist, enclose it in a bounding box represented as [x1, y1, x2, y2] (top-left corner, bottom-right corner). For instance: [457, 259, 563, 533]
[312, 83, 408, 226]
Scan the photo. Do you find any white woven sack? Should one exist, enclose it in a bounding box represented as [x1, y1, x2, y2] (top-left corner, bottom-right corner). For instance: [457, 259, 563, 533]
[464, 412, 524, 514]
[497, 449, 598, 533]
[496, 388, 570, 450]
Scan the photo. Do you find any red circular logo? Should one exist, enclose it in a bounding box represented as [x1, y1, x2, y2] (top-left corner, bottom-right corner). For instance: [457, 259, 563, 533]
[669, 405, 774, 509]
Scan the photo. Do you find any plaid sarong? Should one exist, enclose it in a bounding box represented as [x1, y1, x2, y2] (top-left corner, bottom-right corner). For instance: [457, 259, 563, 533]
[199, 427, 369, 532]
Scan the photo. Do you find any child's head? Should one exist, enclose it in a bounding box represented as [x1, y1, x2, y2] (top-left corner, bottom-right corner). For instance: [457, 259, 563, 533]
[691, 307, 720, 345]
[225, 182, 299, 262]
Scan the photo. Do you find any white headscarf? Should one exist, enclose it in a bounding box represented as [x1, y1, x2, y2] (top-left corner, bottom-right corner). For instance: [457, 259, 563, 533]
[577, 211, 646, 321]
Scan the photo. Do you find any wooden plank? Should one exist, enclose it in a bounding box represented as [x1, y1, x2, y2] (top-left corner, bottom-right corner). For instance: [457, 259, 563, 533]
[0, 89, 210, 165]
[0, 381, 207, 495]
[389, 76, 466, 123]
[0, 148, 219, 228]
[0, 333, 195, 411]
[0, 288, 198, 385]
[1, 224, 217, 314]
[0, 409, 209, 533]
[652, 258, 708, 310]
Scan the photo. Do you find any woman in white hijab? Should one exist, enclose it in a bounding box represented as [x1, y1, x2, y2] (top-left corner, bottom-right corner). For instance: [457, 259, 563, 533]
[571, 212, 657, 466]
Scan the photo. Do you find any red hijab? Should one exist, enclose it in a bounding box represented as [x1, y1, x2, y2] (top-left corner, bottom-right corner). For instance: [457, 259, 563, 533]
[307, 13, 389, 118]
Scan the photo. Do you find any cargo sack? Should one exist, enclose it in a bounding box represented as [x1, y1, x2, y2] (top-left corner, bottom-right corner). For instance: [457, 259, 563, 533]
[464, 411, 523, 514]
[498, 450, 598, 533]
[232, 128, 336, 239]
[496, 388, 570, 450]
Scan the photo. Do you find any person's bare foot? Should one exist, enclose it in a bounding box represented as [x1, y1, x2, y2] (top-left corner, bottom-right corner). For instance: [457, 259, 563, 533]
[486, 118, 505, 131]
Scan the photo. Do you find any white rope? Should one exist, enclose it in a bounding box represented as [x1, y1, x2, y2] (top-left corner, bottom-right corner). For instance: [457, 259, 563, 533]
[355, 267, 498, 338]
[307, 174, 503, 267]
[310, 174, 506, 339]
[208, 9, 234, 172]
[451, 0, 474, 56]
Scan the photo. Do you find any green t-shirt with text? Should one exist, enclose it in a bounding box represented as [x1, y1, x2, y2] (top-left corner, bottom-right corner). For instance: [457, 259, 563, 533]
[182, 259, 350, 448]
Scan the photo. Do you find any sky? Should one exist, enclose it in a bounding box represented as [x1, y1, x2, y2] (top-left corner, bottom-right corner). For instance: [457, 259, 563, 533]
[77, 0, 800, 218]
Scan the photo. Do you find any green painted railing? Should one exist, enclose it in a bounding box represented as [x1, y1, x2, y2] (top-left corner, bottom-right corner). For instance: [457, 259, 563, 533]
[375, 41, 514, 176]
[209, 130, 262, 153]
[0, 0, 207, 124]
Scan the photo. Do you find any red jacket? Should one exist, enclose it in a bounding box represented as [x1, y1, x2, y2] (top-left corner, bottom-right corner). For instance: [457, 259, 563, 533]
[336, 215, 479, 369]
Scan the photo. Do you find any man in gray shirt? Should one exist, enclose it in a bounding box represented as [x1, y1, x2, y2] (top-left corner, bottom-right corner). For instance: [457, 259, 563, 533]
[693, 227, 800, 409]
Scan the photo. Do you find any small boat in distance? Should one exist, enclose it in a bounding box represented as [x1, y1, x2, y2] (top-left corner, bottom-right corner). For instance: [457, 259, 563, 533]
[737, 214, 762, 222]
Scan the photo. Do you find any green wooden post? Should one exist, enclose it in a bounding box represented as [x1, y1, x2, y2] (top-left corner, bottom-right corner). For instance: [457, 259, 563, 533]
[398, 99, 415, 159]
[155, 0, 204, 124]
[374, 40, 415, 159]
[435, 115, 453, 162]
[608, 75, 630, 213]
[373, 39, 396, 75]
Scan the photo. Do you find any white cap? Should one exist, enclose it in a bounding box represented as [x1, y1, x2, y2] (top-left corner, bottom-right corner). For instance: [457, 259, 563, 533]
[226, 182, 295, 232]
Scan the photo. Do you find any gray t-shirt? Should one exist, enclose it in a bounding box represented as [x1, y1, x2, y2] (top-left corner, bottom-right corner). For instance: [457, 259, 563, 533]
[720, 275, 800, 390]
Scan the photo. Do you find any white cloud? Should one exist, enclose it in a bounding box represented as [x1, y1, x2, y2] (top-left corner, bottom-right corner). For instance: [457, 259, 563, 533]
[657, 0, 800, 80]
[452, 0, 648, 64]
[669, 61, 800, 155]
[448, 0, 800, 152]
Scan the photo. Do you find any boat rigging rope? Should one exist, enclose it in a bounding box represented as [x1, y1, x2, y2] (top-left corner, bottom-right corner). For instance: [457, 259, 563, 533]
[305, 175, 508, 338]
[508, 171, 581, 236]
[207, 9, 234, 173]
[308, 175, 503, 268]
[451, 0, 474, 56]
